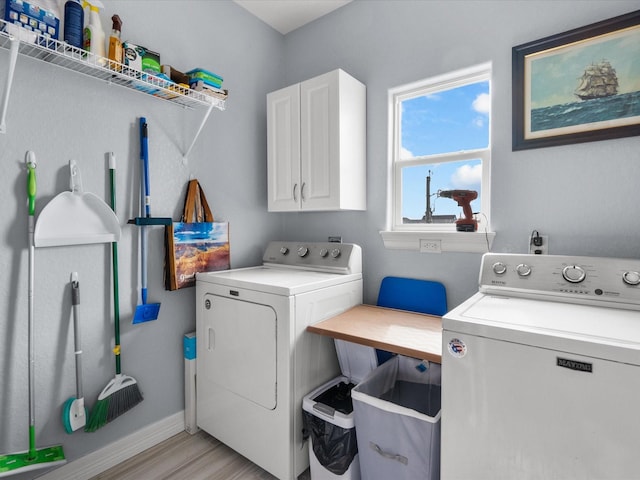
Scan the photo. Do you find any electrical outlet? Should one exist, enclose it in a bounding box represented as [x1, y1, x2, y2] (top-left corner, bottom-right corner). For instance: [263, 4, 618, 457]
[529, 234, 549, 255]
[420, 239, 442, 253]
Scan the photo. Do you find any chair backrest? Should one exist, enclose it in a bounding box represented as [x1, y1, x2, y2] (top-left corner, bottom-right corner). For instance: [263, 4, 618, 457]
[376, 276, 447, 316]
[374, 276, 447, 364]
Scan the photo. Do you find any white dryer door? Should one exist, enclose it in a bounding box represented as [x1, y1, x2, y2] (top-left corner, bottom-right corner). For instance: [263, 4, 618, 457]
[201, 294, 277, 409]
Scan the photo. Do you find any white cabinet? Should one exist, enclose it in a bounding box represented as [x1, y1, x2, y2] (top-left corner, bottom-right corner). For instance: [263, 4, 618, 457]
[267, 69, 366, 212]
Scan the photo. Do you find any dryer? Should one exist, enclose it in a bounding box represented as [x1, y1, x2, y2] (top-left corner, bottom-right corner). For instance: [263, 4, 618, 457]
[196, 241, 362, 480]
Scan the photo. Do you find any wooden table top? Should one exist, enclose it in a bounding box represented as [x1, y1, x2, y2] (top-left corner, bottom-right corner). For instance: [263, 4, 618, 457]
[307, 304, 442, 363]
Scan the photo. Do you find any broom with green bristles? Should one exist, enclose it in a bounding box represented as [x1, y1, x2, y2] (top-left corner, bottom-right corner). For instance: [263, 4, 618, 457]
[85, 153, 142, 432]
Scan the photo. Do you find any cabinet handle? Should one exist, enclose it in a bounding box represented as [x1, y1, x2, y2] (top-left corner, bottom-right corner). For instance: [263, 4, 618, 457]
[293, 183, 298, 202]
[301, 182, 306, 201]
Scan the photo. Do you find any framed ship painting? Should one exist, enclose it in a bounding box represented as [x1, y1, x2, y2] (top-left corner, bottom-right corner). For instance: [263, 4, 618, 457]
[512, 10, 640, 150]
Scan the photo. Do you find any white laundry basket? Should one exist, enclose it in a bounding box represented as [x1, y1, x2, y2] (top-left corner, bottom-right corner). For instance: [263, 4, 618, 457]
[352, 355, 441, 480]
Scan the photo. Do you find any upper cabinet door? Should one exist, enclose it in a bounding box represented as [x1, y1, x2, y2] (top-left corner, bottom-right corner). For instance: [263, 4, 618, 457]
[300, 71, 340, 211]
[267, 83, 301, 212]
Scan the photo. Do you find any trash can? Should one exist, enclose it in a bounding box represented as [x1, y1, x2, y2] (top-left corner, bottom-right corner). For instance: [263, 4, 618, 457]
[351, 355, 441, 480]
[302, 340, 378, 480]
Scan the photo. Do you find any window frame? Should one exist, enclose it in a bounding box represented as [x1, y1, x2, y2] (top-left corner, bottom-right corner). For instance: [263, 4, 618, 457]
[381, 62, 495, 253]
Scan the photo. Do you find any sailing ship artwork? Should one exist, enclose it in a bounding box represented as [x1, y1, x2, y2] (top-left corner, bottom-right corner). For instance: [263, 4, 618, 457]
[574, 60, 618, 100]
[513, 11, 640, 149]
[529, 55, 640, 136]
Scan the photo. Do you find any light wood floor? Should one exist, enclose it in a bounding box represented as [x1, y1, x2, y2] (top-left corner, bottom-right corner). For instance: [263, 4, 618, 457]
[90, 430, 311, 480]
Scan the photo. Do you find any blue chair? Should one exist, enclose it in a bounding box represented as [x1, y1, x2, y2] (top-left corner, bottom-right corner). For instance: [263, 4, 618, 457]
[375, 276, 447, 364]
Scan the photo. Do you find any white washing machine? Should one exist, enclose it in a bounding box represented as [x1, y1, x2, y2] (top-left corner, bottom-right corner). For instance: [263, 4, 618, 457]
[441, 253, 640, 480]
[195, 241, 363, 480]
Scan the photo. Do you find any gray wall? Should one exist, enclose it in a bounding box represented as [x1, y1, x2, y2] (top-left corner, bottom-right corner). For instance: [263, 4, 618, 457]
[0, 0, 638, 476]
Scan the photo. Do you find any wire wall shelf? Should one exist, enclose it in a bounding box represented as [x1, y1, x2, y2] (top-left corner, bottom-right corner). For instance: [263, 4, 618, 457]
[0, 19, 226, 157]
[0, 20, 226, 110]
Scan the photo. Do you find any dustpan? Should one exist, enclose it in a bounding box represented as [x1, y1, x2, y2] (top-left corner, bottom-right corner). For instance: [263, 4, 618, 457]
[34, 160, 121, 247]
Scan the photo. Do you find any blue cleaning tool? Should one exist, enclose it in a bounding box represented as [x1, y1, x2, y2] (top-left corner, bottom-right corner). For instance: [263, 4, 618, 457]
[133, 118, 161, 324]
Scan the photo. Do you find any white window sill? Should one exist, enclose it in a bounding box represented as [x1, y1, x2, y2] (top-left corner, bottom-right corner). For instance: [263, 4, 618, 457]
[380, 230, 495, 253]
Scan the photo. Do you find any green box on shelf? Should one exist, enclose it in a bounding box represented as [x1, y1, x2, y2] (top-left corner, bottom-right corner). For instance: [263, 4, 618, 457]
[186, 68, 223, 89]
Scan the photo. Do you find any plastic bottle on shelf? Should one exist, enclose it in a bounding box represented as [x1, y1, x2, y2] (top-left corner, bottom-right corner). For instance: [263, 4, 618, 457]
[107, 14, 123, 69]
[83, 0, 105, 61]
[62, 0, 84, 50]
[57, 0, 65, 41]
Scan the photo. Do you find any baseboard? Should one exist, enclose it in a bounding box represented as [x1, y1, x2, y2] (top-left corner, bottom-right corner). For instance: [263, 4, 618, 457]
[37, 411, 185, 480]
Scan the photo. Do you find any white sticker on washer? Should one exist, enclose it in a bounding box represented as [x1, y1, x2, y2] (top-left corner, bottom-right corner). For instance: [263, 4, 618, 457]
[448, 338, 467, 358]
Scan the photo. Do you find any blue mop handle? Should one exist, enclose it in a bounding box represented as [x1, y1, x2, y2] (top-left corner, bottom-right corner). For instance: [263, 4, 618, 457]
[140, 117, 151, 218]
[139, 118, 149, 304]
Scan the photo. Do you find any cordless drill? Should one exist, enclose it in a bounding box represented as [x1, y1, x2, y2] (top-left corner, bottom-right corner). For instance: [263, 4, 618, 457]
[438, 190, 478, 232]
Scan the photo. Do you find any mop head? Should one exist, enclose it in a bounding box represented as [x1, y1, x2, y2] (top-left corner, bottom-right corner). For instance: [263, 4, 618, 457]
[85, 374, 143, 432]
[0, 445, 65, 477]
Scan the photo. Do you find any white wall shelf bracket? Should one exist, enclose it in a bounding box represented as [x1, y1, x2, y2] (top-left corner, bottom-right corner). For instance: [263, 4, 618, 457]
[183, 101, 215, 161]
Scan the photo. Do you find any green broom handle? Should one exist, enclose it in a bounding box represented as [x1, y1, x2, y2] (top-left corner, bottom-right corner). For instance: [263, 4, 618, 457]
[109, 153, 122, 375]
[26, 154, 37, 458]
[27, 160, 36, 216]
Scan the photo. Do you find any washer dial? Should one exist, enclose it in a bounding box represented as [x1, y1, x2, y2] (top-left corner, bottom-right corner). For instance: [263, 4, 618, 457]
[492, 262, 507, 275]
[516, 263, 532, 277]
[562, 265, 586, 283]
[623, 271, 640, 286]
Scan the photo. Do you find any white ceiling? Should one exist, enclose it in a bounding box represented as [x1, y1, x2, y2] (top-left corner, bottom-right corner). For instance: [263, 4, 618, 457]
[233, 0, 353, 35]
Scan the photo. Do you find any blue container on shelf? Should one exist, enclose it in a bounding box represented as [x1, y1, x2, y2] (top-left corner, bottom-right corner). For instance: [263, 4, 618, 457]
[186, 68, 223, 88]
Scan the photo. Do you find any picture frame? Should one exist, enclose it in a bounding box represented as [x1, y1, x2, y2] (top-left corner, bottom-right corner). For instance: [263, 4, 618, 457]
[512, 10, 640, 150]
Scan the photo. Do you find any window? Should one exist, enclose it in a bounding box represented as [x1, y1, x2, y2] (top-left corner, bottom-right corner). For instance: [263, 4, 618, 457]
[381, 63, 494, 252]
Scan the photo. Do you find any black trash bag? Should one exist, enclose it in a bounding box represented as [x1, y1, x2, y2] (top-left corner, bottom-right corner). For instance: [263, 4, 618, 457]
[302, 410, 358, 476]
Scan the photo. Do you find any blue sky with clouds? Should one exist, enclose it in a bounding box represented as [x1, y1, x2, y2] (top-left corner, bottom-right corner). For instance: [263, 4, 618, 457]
[400, 81, 489, 219]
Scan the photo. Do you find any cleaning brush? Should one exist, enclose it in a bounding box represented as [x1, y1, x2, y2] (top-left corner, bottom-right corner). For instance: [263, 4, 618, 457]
[86, 373, 142, 430]
[85, 153, 142, 432]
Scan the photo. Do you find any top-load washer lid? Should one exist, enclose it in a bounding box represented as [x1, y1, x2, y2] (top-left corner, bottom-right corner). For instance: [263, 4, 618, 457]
[445, 293, 640, 366]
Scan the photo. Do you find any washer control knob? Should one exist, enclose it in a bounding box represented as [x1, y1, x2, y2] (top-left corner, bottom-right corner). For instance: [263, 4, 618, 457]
[623, 271, 640, 286]
[319, 248, 329, 258]
[562, 265, 586, 283]
[280, 247, 289, 255]
[330, 248, 341, 258]
[516, 263, 532, 277]
[492, 262, 507, 275]
[297, 246, 309, 257]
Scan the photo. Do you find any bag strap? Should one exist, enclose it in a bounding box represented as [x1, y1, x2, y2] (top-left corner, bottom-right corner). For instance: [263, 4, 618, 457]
[181, 179, 214, 222]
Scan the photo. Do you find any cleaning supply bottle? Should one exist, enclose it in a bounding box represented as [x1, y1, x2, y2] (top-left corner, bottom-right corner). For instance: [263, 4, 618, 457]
[83, 0, 105, 60]
[57, 0, 65, 42]
[62, 0, 84, 50]
[107, 14, 122, 69]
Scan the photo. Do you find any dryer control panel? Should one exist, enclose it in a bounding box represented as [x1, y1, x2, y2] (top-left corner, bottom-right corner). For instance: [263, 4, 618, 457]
[262, 241, 362, 274]
[478, 253, 640, 310]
